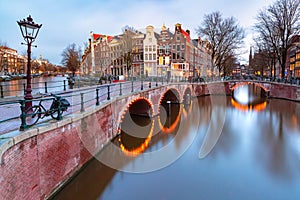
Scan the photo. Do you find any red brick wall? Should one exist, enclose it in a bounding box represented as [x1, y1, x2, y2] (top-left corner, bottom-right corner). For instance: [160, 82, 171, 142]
[0, 103, 114, 199]
[270, 83, 298, 100]
[0, 138, 40, 200]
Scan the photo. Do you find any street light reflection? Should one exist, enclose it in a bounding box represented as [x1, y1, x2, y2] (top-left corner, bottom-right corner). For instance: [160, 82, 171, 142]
[231, 98, 267, 112]
[119, 119, 154, 157]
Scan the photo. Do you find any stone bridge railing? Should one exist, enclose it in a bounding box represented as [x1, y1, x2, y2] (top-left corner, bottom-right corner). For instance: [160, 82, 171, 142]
[0, 81, 299, 199]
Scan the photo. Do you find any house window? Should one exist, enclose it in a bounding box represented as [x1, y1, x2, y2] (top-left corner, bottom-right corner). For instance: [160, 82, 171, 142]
[177, 36, 180, 41]
[166, 45, 170, 53]
[177, 44, 180, 51]
[182, 44, 185, 50]
[159, 46, 164, 54]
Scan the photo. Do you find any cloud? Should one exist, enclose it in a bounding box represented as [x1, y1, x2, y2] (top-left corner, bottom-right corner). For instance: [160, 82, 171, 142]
[0, 0, 275, 65]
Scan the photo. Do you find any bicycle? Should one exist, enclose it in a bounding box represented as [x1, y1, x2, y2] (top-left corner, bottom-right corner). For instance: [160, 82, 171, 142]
[25, 93, 70, 126]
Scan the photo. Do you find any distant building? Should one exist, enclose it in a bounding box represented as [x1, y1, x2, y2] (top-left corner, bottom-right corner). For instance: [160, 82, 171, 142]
[0, 46, 25, 75]
[169, 23, 191, 77]
[249, 47, 280, 77]
[143, 25, 158, 77]
[192, 37, 213, 77]
[157, 24, 173, 77]
[288, 35, 300, 78]
[81, 23, 213, 79]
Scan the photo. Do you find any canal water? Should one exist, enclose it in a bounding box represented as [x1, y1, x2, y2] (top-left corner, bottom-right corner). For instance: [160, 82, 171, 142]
[0, 76, 68, 97]
[51, 85, 300, 200]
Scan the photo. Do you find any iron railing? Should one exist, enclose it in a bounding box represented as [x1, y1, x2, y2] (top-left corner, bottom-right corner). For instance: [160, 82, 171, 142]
[0, 76, 300, 134]
[0, 79, 167, 133]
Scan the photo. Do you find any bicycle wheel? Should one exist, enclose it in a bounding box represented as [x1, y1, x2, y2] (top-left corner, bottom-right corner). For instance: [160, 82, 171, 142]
[50, 105, 63, 120]
[25, 105, 41, 126]
[50, 110, 63, 120]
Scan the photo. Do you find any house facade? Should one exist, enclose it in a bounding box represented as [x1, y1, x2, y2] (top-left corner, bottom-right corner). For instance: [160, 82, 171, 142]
[81, 23, 213, 79]
[0, 46, 25, 75]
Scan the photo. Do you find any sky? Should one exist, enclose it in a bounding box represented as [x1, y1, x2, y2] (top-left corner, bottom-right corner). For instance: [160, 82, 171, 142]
[0, 0, 275, 65]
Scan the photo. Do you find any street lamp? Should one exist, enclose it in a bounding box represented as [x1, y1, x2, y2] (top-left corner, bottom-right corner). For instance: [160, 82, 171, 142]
[17, 15, 42, 109]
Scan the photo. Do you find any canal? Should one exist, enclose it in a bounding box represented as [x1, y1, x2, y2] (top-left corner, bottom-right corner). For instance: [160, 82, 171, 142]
[51, 85, 300, 200]
[0, 76, 69, 97]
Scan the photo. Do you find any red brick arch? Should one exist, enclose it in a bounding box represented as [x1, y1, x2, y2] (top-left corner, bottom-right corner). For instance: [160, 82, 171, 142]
[230, 81, 270, 93]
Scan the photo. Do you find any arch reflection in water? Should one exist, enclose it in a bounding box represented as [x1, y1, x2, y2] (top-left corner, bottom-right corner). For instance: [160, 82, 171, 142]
[183, 87, 193, 117]
[158, 102, 181, 134]
[232, 83, 267, 112]
[231, 98, 267, 112]
[118, 98, 154, 157]
[158, 88, 182, 134]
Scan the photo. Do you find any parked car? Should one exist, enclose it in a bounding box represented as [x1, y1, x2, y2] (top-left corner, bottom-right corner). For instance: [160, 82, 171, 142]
[112, 75, 125, 83]
[0, 75, 11, 81]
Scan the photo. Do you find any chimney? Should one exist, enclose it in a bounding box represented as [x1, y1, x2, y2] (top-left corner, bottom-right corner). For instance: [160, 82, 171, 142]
[175, 23, 182, 31]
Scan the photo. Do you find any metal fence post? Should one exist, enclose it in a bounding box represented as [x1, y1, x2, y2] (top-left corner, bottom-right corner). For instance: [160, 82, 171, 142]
[0, 85, 3, 98]
[63, 80, 66, 91]
[57, 96, 62, 120]
[149, 80, 151, 88]
[131, 81, 134, 92]
[119, 83, 122, 96]
[156, 77, 158, 87]
[96, 88, 100, 106]
[19, 100, 27, 131]
[141, 79, 143, 90]
[80, 93, 85, 112]
[44, 82, 48, 93]
[23, 83, 26, 95]
[107, 85, 111, 100]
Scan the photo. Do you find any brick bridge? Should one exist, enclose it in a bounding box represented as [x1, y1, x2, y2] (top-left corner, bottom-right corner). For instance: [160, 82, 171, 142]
[0, 81, 299, 199]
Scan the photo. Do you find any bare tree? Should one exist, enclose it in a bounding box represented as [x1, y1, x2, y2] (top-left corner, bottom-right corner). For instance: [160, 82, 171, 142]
[0, 41, 8, 74]
[196, 11, 245, 77]
[121, 28, 135, 78]
[254, 0, 300, 78]
[223, 52, 238, 76]
[61, 43, 82, 77]
[0, 49, 5, 75]
[31, 60, 40, 74]
[253, 37, 277, 77]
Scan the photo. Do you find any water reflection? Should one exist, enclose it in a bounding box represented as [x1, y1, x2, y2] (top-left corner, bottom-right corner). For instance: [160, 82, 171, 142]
[231, 98, 267, 112]
[118, 113, 154, 157]
[158, 102, 181, 134]
[51, 96, 300, 200]
[233, 83, 266, 105]
[0, 76, 68, 97]
[232, 83, 268, 112]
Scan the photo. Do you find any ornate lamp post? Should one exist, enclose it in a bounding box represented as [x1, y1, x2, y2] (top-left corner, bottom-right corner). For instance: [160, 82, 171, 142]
[17, 15, 42, 109]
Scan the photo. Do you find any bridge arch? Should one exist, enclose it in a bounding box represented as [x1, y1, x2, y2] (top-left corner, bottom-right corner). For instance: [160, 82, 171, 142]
[160, 88, 181, 104]
[231, 82, 269, 93]
[183, 87, 192, 105]
[117, 97, 154, 156]
[119, 97, 154, 125]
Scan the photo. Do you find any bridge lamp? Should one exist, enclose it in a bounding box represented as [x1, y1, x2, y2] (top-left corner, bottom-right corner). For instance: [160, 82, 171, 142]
[17, 15, 42, 109]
